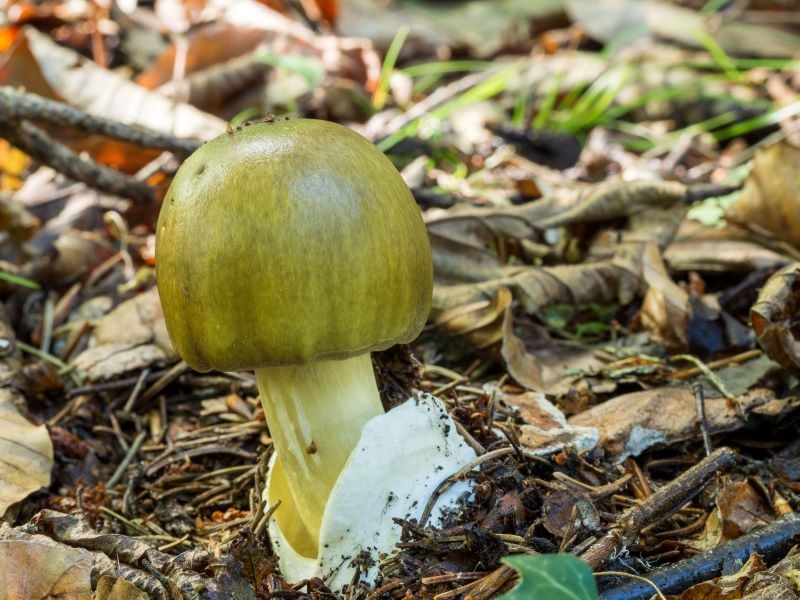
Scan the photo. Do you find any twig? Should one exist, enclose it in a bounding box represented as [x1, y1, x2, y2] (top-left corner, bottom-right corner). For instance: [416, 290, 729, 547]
[419, 447, 516, 526]
[670, 354, 736, 399]
[0, 87, 201, 154]
[580, 447, 739, 570]
[597, 513, 800, 599]
[2, 119, 155, 203]
[693, 382, 713, 456]
[106, 430, 146, 488]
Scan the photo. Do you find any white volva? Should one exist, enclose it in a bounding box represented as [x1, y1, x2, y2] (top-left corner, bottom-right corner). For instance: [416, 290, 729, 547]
[265, 393, 477, 593]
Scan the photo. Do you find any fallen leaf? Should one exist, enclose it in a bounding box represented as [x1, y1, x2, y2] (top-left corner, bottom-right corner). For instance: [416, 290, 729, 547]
[728, 142, 800, 248]
[71, 287, 177, 381]
[0, 389, 53, 517]
[505, 390, 598, 455]
[500, 305, 604, 396]
[640, 241, 690, 348]
[95, 575, 148, 600]
[750, 263, 800, 371]
[567, 387, 788, 463]
[0, 537, 93, 599]
[716, 479, 773, 541]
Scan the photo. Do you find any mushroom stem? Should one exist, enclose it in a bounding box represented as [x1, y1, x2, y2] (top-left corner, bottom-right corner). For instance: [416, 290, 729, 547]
[255, 353, 384, 557]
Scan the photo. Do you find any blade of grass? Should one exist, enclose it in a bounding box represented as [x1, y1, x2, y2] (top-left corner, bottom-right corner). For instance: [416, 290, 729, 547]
[377, 63, 521, 152]
[532, 71, 563, 130]
[692, 28, 740, 81]
[0, 271, 40, 289]
[373, 26, 410, 110]
[714, 99, 800, 141]
[401, 60, 495, 78]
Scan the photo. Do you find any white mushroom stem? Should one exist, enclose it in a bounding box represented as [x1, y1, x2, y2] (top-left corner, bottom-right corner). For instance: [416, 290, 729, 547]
[255, 353, 384, 558]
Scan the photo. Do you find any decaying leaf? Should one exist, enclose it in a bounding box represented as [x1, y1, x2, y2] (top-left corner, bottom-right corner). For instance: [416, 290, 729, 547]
[665, 220, 793, 274]
[0, 536, 94, 599]
[500, 304, 604, 395]
[434, 286, 511, 350]
[567, 386, 797, 463]
[0, 26, 223, 172]
[672, 547, 800, 599]
[640, 241, 690, 348]
[71, 287, 178, 381]
[95, 575, 149, 600]
[536, 179, 687, 230]
[750, 263, 800, 371]
[0, 388, 53, 517]
[728, 142, 800, 248]
[716, 479, 773, 541]
[503, 390, 598, 454]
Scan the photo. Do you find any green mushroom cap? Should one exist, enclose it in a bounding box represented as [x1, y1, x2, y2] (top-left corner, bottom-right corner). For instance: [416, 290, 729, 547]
[156, 118, 433, 372]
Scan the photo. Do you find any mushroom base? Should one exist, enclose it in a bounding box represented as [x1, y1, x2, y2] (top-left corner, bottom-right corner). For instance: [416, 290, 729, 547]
[264, 393, 477, 593]
[256, 354, 384, 558]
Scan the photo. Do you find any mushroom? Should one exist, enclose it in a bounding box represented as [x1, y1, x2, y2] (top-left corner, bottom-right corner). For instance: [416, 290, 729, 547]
[155, 118, 440, 561]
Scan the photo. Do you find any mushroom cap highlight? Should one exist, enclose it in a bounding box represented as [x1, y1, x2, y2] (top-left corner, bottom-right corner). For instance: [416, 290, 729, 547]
[156, 118, 433, 372]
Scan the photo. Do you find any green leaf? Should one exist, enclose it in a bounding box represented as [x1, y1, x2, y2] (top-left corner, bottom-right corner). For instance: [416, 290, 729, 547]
[498, 554, 598, 600]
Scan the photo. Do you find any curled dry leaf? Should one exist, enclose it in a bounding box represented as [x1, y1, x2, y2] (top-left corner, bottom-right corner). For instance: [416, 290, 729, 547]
[0, 389, 54, 516]
[433, 253, 643, 316]
[673, 548, 800, 599]
[639, 241, 690, 348]
[500, 304, 604, 395]
[536, 179, 687, 230]
[715, 479, 774, 541]
[728, 142, 800, 248]
[434, 286, 511, 350]
[750, 263, 800, 370]
[665, 220, 793, 274]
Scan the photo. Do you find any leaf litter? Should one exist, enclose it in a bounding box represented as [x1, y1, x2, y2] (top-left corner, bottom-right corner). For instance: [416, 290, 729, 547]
[1, 0, 800, 599]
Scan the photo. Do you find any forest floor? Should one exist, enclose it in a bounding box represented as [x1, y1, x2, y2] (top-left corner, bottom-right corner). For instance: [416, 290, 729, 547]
[1, 1, 800, 599]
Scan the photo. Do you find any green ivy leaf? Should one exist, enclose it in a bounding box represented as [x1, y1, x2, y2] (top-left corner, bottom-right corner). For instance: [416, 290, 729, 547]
[498, 554, 598, 600]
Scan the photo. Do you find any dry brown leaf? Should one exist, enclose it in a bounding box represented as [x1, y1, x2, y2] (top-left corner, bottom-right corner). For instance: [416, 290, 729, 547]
[665, 220, 793, 273]
[536, 179, 687, 230]
[433, 253, 643, 316]
[716, 479, 773, 541]
[0, 538, 94, 599]
[72, 287, 178, 381]
[504, 390, 598, 454]
[750, 263, 800, 371]
[95, 575, 148, 600]
[0, 389, 53, 517]
[673, 547, 800, 599]
[673, 552, 764, 599]
[728, 142, 800, 248]
[500, 304, 604, 395]
[0, 26, 224, 172]
[640, 241, 690, 348]
[434, 286, 511, 350]
[567, 387, 782, 463]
